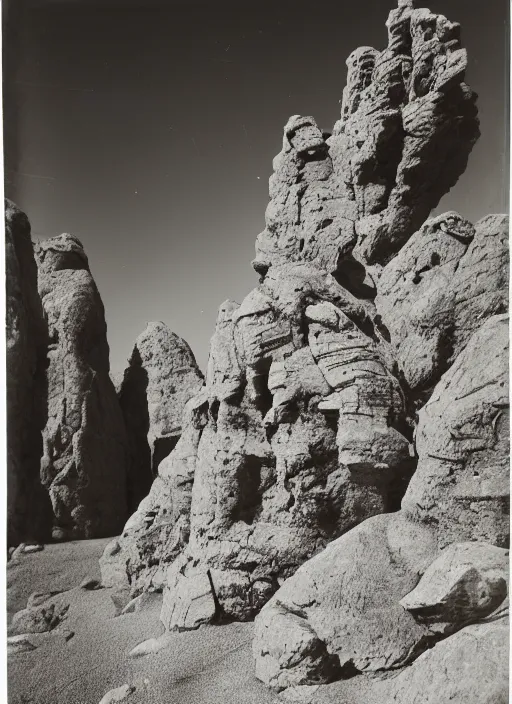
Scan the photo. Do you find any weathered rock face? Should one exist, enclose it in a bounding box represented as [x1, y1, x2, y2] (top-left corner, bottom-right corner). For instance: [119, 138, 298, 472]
[378, 618, 509, 704]
[36, 234, 129, 540]
[375, 212, 508, 396]
[399, 542, 508, 633]
[5, 200, 51, 545]
[253, 314, 509, 690]
[99, 5, 507, 702]
[100, 392, 208, 596]
[103, 273, 413, 612]
[117, 321, 204, 511]
[253, 2, 479, 276]
[402, 314, 509, 548]
[158, 264, 417, 628]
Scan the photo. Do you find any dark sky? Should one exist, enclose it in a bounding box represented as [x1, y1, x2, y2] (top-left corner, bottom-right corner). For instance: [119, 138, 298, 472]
[4, 0, 509, 374]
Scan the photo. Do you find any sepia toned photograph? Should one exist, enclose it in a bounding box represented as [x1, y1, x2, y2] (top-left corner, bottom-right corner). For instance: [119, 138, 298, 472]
[3, 0, 510, 702]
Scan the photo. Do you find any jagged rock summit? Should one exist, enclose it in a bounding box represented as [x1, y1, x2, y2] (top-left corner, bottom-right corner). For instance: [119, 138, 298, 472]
[253, 0, 479, 277]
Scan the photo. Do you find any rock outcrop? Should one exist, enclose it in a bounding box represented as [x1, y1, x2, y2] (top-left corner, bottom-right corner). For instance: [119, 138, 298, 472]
[253, 314, 509, 690]
[36, 234, 129, 540]
[377, 618, 509, 704]
[252, 1, 479, 276]
[116, 321, 204, 511]
[375, 212, 508, 397]
[5, 200, 51, 546]
[100, 392, 207, 596]
[98, 3, 507, 702]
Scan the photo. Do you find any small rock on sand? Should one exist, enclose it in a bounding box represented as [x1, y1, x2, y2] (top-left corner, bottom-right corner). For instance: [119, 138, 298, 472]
[7, 635, 36, 656]
[129, 637, 166, 658]
[24, 544, 44, 554]
[120, 592, 156, 615]
[98, 684, 135, 704]
[80, 576, 102, 590]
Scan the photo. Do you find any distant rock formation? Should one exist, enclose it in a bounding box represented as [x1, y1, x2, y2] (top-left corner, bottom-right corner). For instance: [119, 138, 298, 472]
[116, 321, 204, 511]
[5, 200, 51, 546]
[36, 234, 129, 540]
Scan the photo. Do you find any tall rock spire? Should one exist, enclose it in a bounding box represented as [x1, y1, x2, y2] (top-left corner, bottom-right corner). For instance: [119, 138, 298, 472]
[36, 233, 129, 539]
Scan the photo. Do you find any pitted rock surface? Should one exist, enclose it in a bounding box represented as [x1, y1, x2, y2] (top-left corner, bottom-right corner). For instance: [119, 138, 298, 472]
[402, 314, 509, 548]
[375, 212, 508, 395]
[36, 234, 129, 539]
[159, 266, 412, 628]
[253, 316, 509, 690]
[94, 5, 507, 701]
[100, 392, 208, 595]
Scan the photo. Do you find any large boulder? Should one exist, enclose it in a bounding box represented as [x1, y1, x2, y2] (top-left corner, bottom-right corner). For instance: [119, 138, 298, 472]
[379, 618, 508, 704]
[5, 200, 51, 545]
[253, 512, 437, 690]
[117, 321, 203, 511]
[36, 234, 129, 539]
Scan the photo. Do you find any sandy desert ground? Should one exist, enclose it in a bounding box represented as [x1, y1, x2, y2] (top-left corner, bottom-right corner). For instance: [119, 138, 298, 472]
[7, 539, 281, 704]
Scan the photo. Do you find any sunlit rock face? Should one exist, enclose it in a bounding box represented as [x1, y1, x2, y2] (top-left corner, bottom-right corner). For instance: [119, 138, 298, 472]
[253, 314, 509, 690]
[37, 233, 129, 540]
[253, 1, 479, 276]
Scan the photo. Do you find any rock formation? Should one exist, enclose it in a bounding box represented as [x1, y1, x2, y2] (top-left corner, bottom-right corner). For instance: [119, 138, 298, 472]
[5, 200, 51, 545]
[252, 0, 479, 276]
[375, 212, 508, 398]
[116, 321, 204, 512]
[98, 2, 507, 701]
[253, 314, 509, 690]
[103, 268, 416, 612]
[36, 234, 129, 540]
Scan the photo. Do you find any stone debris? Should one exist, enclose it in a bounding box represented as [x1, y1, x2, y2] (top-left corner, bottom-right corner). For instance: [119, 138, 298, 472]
[128, 637, 168, 658]
[7, 635, 37, 656]
[98, 684, 136, 704]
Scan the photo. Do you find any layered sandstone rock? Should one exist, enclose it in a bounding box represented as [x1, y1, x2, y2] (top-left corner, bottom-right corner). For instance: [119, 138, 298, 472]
[253, 314, 509, 690]
[5, 200, 51, 545]
[117, 321, 204, 511]
[158, 265, 415, 628]
[100, 392, 208, 596]
[36, 234, 129, 540]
